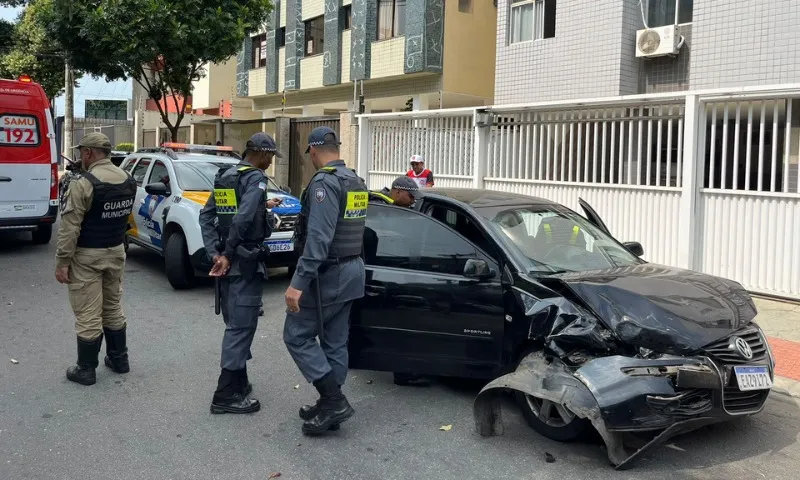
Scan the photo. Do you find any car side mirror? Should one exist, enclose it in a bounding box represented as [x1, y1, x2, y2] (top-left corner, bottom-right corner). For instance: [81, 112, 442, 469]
[145, 182, 170, 197]
[623, 241, 644, 257]
[281, 185, 292, 194]
[464, 258, 493, 279]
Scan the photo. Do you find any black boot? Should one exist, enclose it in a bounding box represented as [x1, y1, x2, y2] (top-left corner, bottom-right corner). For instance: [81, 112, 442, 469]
[103, 326, 130, 374]
[298, 400, 341, 430]
[394, 372, 431, 387]
[210, 368, 260, 414]
[240, 366, 253, 397]
[302, 373, 354, 435]
[66, 335, 102, 386]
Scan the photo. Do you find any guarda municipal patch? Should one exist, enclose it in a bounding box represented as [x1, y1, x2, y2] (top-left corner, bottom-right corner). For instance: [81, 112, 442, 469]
[315, 187, 326, 203]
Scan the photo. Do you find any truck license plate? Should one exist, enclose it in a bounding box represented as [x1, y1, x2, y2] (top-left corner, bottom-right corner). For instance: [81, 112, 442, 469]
[734, 366, 773, 391]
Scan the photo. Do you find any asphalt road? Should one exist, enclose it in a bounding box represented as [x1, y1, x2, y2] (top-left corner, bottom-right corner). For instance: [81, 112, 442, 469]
[2, 229, 800, 480]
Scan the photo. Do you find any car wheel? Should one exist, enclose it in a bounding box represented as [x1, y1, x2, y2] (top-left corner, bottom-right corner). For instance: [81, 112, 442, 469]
[515, 391, 588, 442]
[31, 224, 52, 245]
[165, 231, 196, 290]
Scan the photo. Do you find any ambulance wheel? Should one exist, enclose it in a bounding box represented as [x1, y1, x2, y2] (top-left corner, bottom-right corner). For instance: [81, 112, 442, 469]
[165, 231, 196, 290]
[31, 225, 52, 245]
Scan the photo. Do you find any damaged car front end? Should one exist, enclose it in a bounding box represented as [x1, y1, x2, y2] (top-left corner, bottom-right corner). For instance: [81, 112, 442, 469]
[474, 266, 775, 469]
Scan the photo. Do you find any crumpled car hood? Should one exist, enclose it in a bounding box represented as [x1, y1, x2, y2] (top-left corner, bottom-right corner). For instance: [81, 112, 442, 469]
[547, 264, 758, 355]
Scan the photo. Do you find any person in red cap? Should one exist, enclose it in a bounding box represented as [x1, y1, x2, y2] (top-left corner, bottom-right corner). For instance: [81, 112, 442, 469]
[406, 155, 434, 188]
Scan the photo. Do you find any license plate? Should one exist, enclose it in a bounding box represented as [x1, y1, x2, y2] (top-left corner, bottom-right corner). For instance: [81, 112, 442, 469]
[734, 366, 773, 391]
[266, 240, 294, 252]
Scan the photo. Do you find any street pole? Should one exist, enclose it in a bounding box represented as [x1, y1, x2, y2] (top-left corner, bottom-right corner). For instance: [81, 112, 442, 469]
[64, 61, 74, 158]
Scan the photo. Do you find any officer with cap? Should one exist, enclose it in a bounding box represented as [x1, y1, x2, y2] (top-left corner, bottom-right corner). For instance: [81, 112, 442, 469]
[369, 175, 422, 207]
[284, 126, 368, 435]
[55, 133, 138, 386]
[199, 132, 283, 414]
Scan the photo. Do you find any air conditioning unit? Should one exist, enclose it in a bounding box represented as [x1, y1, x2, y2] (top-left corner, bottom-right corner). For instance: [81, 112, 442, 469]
[635, 25, 680, 58]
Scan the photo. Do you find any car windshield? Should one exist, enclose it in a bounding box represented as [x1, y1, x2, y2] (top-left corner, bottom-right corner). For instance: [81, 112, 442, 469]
[173, 161, 283, 192]
[477, 205, 641, 274]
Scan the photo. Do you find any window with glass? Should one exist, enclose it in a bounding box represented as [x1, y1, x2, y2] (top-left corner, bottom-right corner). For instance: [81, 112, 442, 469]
[647, 0, 693, 27]
[364, 205, 479, 276]
[173, 161, 233, 191]
[509, 0, 556, 44]
[343, 5, 353, 30]
[377, 0, 406, 40]
[305, 16, 324, 56]
[147, 161, 170, 188]
[130, 158, 152, 186]
[277, 27, 286, 48]
[251, 33, 267, 68]
[476, 205, 641, 274]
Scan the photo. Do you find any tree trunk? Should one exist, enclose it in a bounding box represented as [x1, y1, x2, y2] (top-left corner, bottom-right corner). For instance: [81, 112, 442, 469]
[63, 61, 75, 159]
[169, 125, 179, 142]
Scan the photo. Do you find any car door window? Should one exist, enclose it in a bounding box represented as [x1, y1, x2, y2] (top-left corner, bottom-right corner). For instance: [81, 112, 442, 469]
[147, 160, 170, 188]
[122, 158, 137, 174]
[365, 205, 478, 276]
[130, 158, 152, 186]
[428, 204, 496, 258]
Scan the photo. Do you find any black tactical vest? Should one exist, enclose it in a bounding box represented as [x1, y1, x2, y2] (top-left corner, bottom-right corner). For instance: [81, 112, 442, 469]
[76, 171, 137, 248]
[213, 164, 267, 246]
[295, 164, 368, 259]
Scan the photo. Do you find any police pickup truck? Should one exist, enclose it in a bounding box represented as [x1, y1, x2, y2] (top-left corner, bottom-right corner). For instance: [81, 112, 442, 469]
[119, 143, 300, 289]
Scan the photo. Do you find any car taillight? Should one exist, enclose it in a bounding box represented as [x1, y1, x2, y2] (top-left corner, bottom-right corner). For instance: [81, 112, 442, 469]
[50, 163, 59, 200]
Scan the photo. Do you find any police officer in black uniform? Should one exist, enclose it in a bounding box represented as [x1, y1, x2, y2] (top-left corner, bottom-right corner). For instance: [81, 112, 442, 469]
[283, 126, 368, 435]
[199, 132, 283, 414]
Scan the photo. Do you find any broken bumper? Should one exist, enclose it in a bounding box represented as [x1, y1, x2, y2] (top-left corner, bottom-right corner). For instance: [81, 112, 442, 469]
[473, 352, 773, 469]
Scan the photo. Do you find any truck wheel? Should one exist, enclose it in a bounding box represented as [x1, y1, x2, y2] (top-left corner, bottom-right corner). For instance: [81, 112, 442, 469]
[31, 225, 52, 245]
[165, 231, 196, 290]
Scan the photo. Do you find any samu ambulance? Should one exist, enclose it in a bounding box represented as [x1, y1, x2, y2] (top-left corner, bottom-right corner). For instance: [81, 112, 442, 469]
[0, 75, 59, 244]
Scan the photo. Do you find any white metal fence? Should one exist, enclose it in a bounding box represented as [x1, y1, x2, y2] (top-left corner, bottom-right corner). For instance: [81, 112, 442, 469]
[356, 85, 800, 300]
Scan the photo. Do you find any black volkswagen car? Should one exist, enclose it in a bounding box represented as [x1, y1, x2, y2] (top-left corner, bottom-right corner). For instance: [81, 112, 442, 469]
[348, 188, 775, 469]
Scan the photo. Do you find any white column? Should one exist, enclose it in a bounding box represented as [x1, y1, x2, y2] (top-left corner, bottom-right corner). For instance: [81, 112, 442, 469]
[412, 94, 430, 111]
[357, 116, 373, 187]
[133, 110, 143, 151]
[677, 95, 706, 270]
[473, 110, 490, 189]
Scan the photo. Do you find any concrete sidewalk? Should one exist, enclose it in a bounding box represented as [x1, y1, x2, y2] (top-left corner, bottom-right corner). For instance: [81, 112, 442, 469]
[753, 297, 800, 398]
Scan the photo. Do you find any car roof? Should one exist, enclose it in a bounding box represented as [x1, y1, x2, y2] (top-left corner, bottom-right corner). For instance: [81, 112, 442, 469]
[129, 152, 240, 164]
[420, 188, 559, 209]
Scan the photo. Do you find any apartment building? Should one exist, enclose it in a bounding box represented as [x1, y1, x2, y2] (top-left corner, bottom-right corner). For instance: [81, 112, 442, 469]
[237, 0, 497, 116]
[495, 0, 800, 103]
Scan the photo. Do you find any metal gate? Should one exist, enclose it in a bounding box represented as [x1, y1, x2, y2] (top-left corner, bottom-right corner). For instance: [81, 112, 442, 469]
[289, 116, 341, 195]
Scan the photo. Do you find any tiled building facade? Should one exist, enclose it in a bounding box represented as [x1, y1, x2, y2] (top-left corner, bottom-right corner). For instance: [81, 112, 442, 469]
[495, 0, 800, 104]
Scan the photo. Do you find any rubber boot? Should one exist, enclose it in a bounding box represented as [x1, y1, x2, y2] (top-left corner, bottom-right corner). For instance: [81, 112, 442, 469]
[66, 335, 103, 386]
[210, 368, 260, 414]
[394, 372, 431, 387]
[302, 373, 354, 435]
[103, 326, 130, 374]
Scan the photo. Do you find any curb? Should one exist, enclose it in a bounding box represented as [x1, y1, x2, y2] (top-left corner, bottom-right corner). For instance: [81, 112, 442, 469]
[773, 376, 800, 399]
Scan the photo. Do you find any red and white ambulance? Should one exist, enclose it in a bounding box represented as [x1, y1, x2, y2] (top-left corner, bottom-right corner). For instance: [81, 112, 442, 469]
[0, 75, 59, 244]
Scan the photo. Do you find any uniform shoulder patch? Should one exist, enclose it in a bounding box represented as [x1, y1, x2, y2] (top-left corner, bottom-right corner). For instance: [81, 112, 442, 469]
[258, 182, 267, 191]
[315, 187, 326, 203]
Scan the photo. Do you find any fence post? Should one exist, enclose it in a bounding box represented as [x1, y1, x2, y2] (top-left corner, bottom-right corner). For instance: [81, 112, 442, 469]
[357, 115, 373, 187]
[473, 110, 490, 189]
[677, 94, 706, 270]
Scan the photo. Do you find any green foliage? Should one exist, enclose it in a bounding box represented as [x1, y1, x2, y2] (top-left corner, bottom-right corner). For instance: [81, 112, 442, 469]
[115, 142, 134, 152]
[0, 0, 76, 99]
[50, 0, 273, 140]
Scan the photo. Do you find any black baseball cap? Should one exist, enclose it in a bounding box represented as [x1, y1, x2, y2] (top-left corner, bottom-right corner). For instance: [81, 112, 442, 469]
[305, 126, 341, 154]
[246, 132, 283, 158]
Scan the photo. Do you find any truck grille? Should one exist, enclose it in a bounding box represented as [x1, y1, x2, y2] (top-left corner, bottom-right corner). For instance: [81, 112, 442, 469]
[277, 214, 298, 232]
[703, 326, 767, 364]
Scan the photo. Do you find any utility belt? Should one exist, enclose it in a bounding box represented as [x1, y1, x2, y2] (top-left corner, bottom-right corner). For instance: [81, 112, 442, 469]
[319, 255, 360, 273]
[236, 243, 270, 262]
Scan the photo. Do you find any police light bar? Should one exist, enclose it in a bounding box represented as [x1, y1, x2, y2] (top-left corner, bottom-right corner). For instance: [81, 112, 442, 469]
[161, 142, 233, 152]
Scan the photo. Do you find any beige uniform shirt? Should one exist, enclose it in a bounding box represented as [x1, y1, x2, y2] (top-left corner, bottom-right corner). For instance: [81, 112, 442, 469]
[56, 158, 132, 268]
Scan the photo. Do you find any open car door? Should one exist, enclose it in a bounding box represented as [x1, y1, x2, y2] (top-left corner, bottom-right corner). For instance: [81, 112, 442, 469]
[578, 198, 612, 236]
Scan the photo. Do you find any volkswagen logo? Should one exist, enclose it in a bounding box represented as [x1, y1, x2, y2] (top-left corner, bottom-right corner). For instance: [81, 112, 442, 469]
[731, 336, 753, 360]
